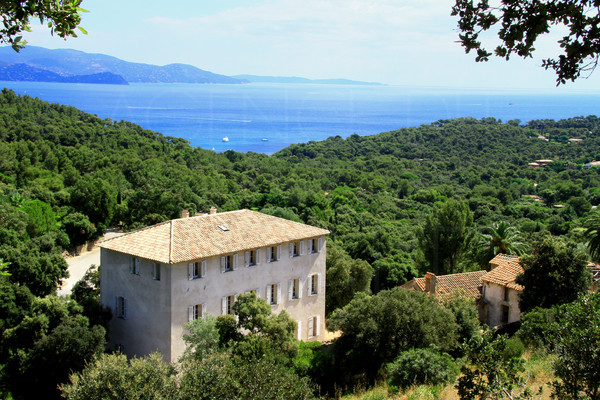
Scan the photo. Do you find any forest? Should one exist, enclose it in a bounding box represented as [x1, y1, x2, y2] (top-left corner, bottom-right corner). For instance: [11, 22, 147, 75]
[1, 88, 599, 399]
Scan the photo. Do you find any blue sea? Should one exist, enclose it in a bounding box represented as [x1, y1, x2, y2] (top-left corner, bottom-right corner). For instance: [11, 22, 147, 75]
[2, 81, 600, 154]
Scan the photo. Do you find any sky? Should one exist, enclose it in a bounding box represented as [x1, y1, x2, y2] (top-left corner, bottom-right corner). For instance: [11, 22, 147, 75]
[20, 0, 600, 91]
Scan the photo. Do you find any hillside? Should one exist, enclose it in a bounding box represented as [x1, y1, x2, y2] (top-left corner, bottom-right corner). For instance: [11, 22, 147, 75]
[0, 46, 243, 84]
[233, 74, 383, 85]
[1, 88, 599, 288]
[0, 63, 128, 84]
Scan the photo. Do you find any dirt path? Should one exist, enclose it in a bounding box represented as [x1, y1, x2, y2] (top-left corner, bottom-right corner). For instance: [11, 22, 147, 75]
[58, 230, 124, 296]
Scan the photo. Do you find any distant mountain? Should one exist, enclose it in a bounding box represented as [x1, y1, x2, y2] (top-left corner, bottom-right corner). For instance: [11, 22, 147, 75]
[0, 46, 244, 84]
[233, 74, 383, 86]
[0, 63, 128, 85]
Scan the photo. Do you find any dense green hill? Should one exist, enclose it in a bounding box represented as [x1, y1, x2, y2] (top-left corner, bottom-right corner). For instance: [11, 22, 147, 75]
[1, 88, 599, 290]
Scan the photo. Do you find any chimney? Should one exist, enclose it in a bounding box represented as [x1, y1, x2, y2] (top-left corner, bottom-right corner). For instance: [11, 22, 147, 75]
[210, 206, 217, 215]
[181, 209, 190, 219]
[424, 272, 436, 294]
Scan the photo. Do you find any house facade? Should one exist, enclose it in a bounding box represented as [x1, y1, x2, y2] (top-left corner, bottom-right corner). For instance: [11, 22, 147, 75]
[479, 254, 524, 327]
[99, 208, 329, 362]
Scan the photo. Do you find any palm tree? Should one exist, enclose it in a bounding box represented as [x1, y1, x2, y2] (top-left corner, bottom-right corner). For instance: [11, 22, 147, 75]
[584, 210, 600, 261]
[480, 221, 526, 265]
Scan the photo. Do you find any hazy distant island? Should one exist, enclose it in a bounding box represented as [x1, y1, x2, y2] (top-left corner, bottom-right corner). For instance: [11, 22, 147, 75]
[0, 46, 242, 84]
[233, 74, 383, 86]
[0, 46, 381, 86]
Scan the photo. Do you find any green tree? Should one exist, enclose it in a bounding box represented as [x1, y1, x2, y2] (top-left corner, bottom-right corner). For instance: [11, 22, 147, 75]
[451, 0, 600, 84]
[584, 210, 600, 261]
[371, 250, 418, 292]
[328, 287, 459, 379]
[70, 175, 117, 227]
[388, 347, 458, 389]
[0, 0, 86, 50]
[478, 221, 526, 266]
[517, 236, 592, 313]
[326, 245, 373, 314]
[418, 199, 474, 275]
[21, 199, 57, 238]
[181, 314, 220, 361]
[61, 352, 177, 400]
[456, 331, 537, 400]
[2, 296, 105, 400]
[541, 294, 600, 400]
[70, 265, 111, 329]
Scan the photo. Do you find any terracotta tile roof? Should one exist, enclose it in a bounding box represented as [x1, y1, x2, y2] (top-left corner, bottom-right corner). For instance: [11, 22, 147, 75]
[404, 270, 487, 298]
[99, 209, 330, 264]
[482, 254, 524, 291]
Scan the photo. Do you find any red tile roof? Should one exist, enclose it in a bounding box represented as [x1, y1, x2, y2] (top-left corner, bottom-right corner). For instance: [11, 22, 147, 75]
[403, 270, 487, 298]
[99, 209, 329, 264]
[482, 254, 524, 291]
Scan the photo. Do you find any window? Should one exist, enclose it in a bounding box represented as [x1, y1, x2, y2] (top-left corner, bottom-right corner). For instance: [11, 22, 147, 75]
[267, 246, 280, 262]
[221, 254, 238, 272]
[188, 303, 206, 321]
[501, 305, 510, 324]
[266, 283, 280, 305]
[245, 249, 259, 267]
[504, 286, 510, 302]
[288, 278, 302, 301]
[309, 274, 321, 296]
[188, 260, 206, 280]
[152, 262, 161, 280]
[295, 320, 302, 340]
[309, 238, 322, 253]
[116, 296, 126, 319]
[308, 315, 320, 338]
[129, 257, 140, 275]
[222, 294, 236, 315]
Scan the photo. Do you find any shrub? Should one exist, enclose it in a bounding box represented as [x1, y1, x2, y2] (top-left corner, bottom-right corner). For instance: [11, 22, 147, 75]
[387, 347, 458, 389]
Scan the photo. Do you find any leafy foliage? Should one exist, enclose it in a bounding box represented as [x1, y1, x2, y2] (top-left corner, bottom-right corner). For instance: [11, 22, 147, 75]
[387, 347, 458, 389]
[0, 0, 86, 51]
[456, 331, 538, 400]
[328, 288, 459, 380]
[517, 235, 591, 312]
[451, 0, 600, 84]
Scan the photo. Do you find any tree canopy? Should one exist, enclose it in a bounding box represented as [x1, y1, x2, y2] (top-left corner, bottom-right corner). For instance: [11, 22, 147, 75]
[452, 0, 600, 84]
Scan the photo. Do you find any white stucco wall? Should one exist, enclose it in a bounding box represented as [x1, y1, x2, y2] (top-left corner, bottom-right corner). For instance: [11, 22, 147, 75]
[481, 281, 522, 327]
[100, 248, 173, 360]
[101, 237, 326, 362]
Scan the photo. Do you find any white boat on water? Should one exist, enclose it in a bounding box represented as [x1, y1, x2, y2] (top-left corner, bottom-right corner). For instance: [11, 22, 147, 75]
[261, 138, 269, 141]
[222, 137, 229, 142]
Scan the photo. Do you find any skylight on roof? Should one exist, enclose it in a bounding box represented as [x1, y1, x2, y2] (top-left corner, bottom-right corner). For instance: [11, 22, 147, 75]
[218, 225, 229, 231]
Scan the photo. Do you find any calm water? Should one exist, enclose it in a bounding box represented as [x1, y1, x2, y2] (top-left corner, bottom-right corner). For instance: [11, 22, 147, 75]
[2, 81, 600, 154]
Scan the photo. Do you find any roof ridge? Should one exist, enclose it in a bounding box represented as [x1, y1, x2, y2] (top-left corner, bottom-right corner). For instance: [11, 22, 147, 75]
[169, 219, 174, 264]
[99, 219, 172, 245]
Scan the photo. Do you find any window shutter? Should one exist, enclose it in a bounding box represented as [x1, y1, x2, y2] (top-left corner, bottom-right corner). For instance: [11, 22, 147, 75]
[276, 283, 281, 305]
[277, 245, 281, 260]
[288, 279, 293, 301]
[201, 302, 207, 318]
[300, 241, 305, 255]
[115, 296, 118, 315]
[296, 321, 302, 340]
[244, 251, 250, 267]
[123, 297, 127, 319]
[220, 256, 226, 273]
[318, 237, 324, 251]
[308, 317, 314, 338]
[188, 263, 194, 280]
[308, 239, 313, 253]
[221, 297, 227, 315]
[256, 249, 261, 264]
[289, 243, 294, 257]
[233, 254, 238, 270]
[129, 258, 134, 274]
[307, 276, 312, 297]
[134, 258, 140, 274]
[188, 305, 194, 322]
[265, 285, 271, 303]
[267, 247, 272, 262]
[317, 273, 322, 294]
[298, 278, 303, 299]
[201, 260, 207, 277]
[316, 315, 321, 336]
